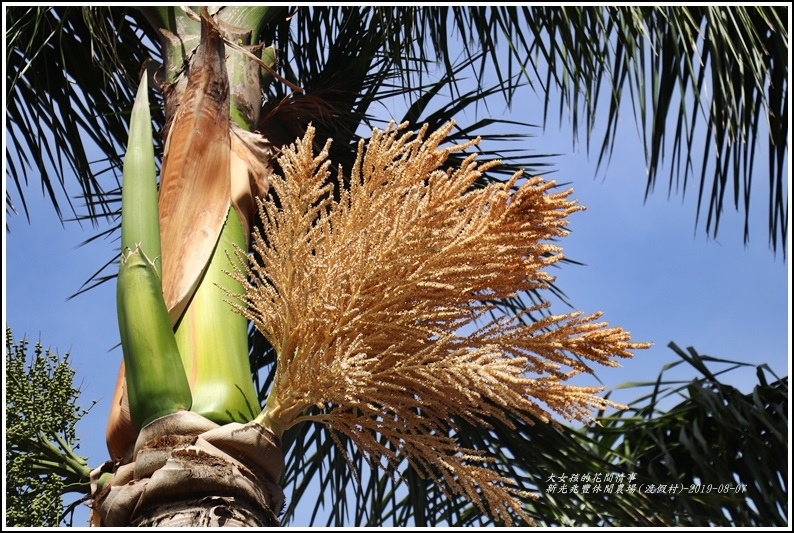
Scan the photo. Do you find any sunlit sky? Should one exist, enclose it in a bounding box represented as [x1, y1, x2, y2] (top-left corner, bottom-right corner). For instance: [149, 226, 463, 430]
[3, 13, 791, 526]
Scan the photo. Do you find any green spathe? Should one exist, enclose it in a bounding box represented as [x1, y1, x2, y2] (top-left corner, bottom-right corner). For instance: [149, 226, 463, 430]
[117, 247, 192, 429]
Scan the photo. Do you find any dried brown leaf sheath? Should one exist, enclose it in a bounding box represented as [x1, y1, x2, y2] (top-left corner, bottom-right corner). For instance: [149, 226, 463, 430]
[105, 360, 137, 463]
[158, 9, 232, 324]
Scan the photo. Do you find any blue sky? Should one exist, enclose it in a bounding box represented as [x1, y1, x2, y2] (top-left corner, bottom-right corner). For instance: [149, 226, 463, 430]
[3, 20, 791, 526]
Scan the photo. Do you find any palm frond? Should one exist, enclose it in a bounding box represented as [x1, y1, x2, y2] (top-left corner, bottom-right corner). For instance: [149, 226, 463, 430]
[528, 7, 788, 254]
[7, 6, 787, 251]
[5, 6, 162, 224]
[591, 343, 788, 526]
[357, 6, 788, 253]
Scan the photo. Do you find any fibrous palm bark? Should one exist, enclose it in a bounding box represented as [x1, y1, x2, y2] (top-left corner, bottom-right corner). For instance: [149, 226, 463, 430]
[94, 413, 283, 526]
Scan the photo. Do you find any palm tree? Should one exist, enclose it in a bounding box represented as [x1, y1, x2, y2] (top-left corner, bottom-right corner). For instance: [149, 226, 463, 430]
[5, 5, 788, 527]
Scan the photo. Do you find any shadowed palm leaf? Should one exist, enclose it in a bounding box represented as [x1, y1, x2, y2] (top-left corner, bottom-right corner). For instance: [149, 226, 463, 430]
[587, 343, 787, 526]
[6, 6, 161, 223]
[6, 6, 787, 251]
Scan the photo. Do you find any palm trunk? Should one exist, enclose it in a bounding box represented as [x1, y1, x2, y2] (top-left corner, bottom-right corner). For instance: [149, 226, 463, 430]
[131, 496, 278, 527]
[94, 412, 284, 527]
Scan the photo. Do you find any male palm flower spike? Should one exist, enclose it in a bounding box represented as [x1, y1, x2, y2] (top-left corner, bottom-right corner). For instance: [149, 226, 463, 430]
[228, 121, 651, 525]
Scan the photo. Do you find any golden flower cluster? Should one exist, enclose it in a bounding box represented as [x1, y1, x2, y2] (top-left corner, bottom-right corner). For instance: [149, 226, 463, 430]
[228, 121, 650, 525]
